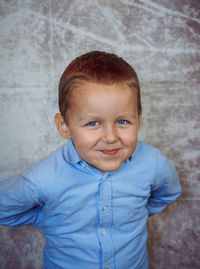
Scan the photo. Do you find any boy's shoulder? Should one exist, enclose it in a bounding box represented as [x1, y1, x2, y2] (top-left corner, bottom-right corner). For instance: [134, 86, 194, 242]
[130, 141, 172, 171]
[136, 140, 164, 159]
[34, 142, 68, 167]
[22, 141, 74, 182]
[133, 141, 176, 175]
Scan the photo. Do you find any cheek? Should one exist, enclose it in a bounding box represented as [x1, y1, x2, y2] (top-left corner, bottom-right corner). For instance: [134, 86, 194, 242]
[72, 130, 99, 149]
[121, 130, 138, 147]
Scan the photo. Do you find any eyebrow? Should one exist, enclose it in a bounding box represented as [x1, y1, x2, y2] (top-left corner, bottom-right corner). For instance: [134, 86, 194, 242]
[78, 113, 138, 121]
[78, 116, 101, 122]
[118, 113, 138, 119]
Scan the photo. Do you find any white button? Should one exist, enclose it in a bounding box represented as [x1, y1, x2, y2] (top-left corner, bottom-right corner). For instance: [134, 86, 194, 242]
[102, 230, 107, 236]
[102, 205, 107, 211]
[105, 264, 110, 269]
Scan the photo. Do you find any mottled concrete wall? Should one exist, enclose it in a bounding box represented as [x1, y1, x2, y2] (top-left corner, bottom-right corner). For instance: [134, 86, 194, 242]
[0, 1, 199, 268]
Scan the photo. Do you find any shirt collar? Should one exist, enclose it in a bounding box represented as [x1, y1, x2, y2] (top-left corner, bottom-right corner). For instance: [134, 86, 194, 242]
[63, 139, 108, 175]
[64, 139, 82, 164]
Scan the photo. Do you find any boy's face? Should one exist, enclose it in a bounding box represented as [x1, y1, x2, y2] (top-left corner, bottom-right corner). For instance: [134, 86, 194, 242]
[56, 81, 141, 172]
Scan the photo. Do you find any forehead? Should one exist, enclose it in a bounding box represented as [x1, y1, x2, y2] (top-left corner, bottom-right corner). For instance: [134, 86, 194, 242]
[69, 80, 137, 101]
[68, 81, 138, 114]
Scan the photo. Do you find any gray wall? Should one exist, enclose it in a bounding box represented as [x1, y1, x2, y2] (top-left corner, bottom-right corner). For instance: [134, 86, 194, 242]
[0, 0, 199, 268]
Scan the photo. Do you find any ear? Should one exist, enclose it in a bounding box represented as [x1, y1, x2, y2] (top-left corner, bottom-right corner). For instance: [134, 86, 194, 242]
[54, 113, 71, 139]
[138, 109, 142, 128]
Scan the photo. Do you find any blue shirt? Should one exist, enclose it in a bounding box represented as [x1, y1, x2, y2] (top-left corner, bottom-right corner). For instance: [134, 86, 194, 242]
[0, 140, 181, 269]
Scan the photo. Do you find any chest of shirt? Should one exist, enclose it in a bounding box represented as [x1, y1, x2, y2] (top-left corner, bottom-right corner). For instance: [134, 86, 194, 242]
[41, 167, 153, 233]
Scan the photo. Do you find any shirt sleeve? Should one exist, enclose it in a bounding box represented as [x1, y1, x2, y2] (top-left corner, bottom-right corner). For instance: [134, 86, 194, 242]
[0, 171, 44, 228]
[147, 154, 182, 216]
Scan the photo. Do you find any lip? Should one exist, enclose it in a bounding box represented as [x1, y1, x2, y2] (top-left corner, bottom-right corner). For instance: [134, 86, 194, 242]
[100, 149, 119, 156]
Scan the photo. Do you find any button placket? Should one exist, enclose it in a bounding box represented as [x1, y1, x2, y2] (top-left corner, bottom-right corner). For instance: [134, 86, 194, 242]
[98, 173, 114, 269]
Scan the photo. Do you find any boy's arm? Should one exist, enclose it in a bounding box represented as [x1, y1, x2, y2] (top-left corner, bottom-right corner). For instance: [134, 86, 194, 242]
[147, 156, 182, 216]
[0, 173, 43, 228]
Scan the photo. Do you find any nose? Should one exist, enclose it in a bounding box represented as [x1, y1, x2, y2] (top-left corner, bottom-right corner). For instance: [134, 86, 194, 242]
[102, 126, 118, 143]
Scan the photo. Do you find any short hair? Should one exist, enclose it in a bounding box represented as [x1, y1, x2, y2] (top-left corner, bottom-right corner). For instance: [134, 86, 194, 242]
[58, 51, 141, 120]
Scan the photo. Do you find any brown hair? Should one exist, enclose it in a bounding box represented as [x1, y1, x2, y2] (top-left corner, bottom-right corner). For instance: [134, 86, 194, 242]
[58, 51, 141, 120]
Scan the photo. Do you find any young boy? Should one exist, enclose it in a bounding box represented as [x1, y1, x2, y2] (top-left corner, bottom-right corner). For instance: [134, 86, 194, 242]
[0, 51, 181, 269]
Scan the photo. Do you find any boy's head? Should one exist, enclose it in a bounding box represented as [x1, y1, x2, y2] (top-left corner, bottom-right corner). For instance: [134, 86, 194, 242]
[55, 51, 142, 172]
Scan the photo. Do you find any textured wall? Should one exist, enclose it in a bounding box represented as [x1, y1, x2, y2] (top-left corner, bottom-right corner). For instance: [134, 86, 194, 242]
[0, 0, 199, 268]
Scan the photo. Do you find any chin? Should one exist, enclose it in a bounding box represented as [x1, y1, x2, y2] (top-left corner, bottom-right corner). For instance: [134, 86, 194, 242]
[99, 164, 122, 173]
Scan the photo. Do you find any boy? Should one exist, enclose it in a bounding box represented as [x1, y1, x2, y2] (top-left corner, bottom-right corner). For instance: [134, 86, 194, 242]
[0, 51, 181, 269]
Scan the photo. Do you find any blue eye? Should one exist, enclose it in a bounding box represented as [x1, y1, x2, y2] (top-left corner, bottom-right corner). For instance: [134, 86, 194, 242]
[117, 120, 128, 125]
[88, 121, 99, 126]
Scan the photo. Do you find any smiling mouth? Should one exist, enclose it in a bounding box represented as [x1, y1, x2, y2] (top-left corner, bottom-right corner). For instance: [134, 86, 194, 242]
[100, 149, 119, 156]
